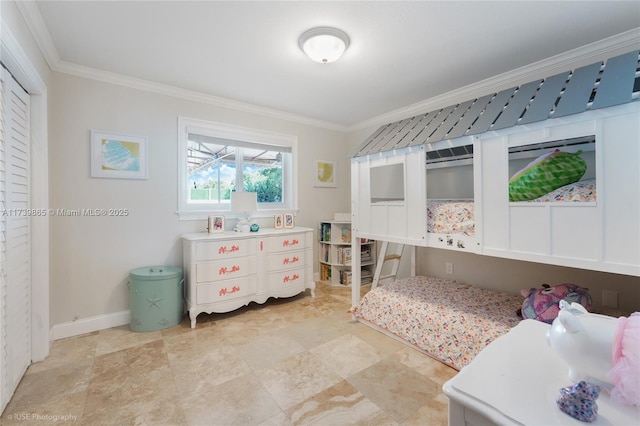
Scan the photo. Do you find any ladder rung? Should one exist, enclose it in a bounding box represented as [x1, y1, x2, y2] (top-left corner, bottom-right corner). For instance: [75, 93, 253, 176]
[383, 254, 402, 261]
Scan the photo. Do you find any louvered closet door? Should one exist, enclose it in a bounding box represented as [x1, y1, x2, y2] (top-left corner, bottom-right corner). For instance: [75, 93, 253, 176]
[0, 65, 31, 413]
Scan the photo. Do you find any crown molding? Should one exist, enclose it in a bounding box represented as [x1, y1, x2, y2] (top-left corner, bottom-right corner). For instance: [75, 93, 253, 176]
[14, 0, 61, 69]
[15, 0, 348, 132]
[348, 27, 640, 132]
[15, 1, 639, 134]
[53, 60, 348, 132]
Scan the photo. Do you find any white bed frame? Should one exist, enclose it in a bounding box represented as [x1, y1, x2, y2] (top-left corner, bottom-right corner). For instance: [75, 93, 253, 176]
[350, 102, 640, 307]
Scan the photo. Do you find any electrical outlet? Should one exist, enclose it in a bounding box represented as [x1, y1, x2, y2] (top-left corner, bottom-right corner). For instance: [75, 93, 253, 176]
[445, 262, 453, 274]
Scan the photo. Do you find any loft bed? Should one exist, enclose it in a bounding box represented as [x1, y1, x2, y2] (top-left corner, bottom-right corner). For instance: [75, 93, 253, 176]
[351, 50, 639, 283]
[348, 50, 639, 368]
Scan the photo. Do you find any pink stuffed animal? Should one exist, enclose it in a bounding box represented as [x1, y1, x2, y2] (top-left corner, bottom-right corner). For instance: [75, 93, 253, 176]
[520, 283, 592, 324]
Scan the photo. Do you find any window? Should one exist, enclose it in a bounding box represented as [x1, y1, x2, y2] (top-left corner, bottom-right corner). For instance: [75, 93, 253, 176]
[178, 117, 298, 219]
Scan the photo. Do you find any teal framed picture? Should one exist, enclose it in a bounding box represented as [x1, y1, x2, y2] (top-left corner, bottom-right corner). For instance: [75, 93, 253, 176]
[91, 130, 148, 179]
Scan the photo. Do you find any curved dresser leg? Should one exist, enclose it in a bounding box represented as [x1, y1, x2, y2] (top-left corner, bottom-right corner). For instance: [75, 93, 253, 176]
[189, 308, 197, 328]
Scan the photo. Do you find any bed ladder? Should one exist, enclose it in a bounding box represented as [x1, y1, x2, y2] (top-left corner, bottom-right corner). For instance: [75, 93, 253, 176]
[371, 241, 405, 289]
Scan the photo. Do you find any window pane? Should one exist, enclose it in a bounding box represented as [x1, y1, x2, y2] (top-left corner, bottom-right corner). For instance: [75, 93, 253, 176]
[187, 139, 285, 205]
[179, 117, 297, 218]
[241, 148, 283, 203]
[188, 141, 236, 204]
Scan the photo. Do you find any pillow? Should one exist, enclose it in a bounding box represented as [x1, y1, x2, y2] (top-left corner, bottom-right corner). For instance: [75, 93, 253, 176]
[520, 283, 592, 324]
[509, 149, 587, 202]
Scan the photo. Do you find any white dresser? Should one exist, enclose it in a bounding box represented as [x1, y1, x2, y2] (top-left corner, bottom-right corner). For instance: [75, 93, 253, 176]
[182, 227, 315, 328]
[443, 319, 639, 425]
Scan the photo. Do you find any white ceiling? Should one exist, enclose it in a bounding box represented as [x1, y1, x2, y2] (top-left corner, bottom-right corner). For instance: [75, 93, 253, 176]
[26, 1, 640, 129]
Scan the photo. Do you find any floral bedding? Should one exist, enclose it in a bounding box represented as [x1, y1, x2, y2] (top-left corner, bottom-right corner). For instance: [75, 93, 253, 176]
[532, 179, 596, 202]
[351, 276, 522, 370]
[427, 200, 475, 236]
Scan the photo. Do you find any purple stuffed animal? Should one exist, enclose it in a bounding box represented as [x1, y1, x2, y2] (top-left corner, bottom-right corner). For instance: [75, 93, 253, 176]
[520, 283, 592, 324]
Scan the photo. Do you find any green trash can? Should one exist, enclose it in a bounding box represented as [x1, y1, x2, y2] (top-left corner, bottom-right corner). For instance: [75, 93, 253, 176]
[129, 266, 183, 332]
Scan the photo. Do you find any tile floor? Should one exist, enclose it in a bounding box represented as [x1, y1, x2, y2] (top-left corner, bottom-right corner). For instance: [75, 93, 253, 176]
[1, 283, 457, 425]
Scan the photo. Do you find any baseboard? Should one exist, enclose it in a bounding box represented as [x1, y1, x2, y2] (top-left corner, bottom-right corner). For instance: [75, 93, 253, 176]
[49, 310, 131, 341]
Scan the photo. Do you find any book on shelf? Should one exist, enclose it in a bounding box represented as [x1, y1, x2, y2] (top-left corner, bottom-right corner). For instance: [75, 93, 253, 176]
[320, 263, 331, 281]
[340, 270, 352, 285]
[321, 244, 330, 262]
[361, 269, 373, 285]
[337, 246, 352, 265]
[360, 245, 372, 262]
[341, 227, 351, 243]
[338, 269, 374, 286]
[320, 223, 331, 242]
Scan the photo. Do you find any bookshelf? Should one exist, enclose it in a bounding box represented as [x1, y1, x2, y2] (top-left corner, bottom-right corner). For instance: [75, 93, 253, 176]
[318, 220, 376, 286]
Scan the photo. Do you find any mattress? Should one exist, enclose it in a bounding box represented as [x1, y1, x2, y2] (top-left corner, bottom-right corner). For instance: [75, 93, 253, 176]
[427, 199, 474, 235]
[351, 276, 522, 370]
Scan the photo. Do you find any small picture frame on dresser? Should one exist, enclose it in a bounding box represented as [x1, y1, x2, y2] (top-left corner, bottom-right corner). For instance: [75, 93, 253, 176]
[284, 213, 294, 229]
[208, 215, 224, 234]
[274, 213, 283, 229]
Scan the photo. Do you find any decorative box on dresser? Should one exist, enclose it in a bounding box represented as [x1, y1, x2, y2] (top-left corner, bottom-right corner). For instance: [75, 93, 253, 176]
[182, 227, 315, 328]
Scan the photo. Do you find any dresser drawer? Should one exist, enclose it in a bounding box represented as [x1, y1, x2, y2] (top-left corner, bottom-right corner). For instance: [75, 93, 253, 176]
[264, 232, 309, 253]
[265, 249, 310, 272]
[196, 276, 257, 304]
[195, 238, 255, 261]
[266, 267, 307, 290]
[195, 256, 256, 283]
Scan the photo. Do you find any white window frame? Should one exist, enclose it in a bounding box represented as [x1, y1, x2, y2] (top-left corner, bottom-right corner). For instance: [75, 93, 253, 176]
[177, 116, 298, 220]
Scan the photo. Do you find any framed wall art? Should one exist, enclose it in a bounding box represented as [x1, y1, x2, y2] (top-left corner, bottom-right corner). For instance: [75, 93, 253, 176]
[91, 130, 148, 179]
[314, 160, 337, 188]
[208, 215, 225, 234]
[274, 213, 284, 229]
[284, 213, 294, 229]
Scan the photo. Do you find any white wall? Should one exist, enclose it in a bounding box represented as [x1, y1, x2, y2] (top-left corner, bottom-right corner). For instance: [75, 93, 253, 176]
[417, 248, 640, 314]
[48, 72, 350, 328]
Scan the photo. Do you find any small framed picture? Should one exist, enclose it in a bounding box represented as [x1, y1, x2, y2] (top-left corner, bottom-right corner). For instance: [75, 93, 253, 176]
[208, 215, 225, 233]
[91, 130, 148, 179]
[274, 214, 283, 229]
[284, 213, 294, 229]
[314, 159, 337, 187]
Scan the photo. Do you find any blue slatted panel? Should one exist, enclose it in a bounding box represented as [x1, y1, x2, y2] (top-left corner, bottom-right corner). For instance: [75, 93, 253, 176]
[411, 105, 456, 146]
[363, 122, 401, 155]
[427, 99, 475, 142]
[398, 110, 440, 148]
[383, 115, 424, 150]
[592, 50, 639, 110]
[375, 118, 413, 153]
[491, 80, 542, 130]
[553, 62, 602, 118]
[466, 88, 517, 135]
[353, 50, 639, 158]
[446, 93, 495, 139]
[355, 124, 388, 156]
[520, 72, 570, 125]
[357, 124, 388, 156]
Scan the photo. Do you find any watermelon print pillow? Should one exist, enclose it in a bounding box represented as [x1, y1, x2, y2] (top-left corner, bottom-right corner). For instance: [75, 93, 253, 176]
[509, 149, 587, 202]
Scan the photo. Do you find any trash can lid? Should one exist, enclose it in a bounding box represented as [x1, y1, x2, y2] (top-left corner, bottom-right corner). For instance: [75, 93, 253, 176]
[129, 265, 182, 281]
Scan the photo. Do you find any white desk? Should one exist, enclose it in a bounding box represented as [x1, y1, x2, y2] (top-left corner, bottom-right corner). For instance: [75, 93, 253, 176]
[443, 319, 639, 425]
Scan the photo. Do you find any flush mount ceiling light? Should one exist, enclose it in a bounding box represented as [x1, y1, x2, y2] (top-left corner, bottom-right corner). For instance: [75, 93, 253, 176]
[299, 27, 350, 63]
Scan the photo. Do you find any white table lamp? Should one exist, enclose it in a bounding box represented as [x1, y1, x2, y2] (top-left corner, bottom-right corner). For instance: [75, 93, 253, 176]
[231, 191, 258, 232]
